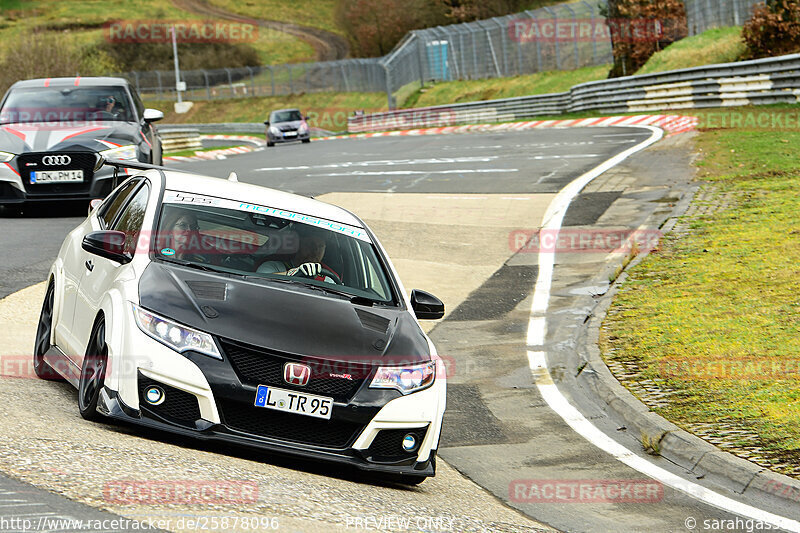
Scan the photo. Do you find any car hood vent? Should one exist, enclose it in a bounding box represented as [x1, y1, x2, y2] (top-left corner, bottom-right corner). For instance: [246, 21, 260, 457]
[354, 308, 390, 333]
[186, 281, 227, 301]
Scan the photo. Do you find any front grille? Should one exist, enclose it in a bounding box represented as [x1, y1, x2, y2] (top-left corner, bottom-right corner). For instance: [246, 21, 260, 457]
[366, 427, 428, 463]
[219, 399, 364, 448]
[278, 125, 297, 132]
[138, 375, 201, 426]
[17, 152, 96, 196]
[220, 339, 370, 403]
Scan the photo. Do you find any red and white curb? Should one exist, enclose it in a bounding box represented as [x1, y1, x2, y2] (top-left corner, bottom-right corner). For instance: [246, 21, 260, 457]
[323, 114, 698, 141]
[163, 134, 265, 162]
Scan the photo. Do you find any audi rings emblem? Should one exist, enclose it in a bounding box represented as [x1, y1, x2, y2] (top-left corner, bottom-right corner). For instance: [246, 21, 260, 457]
[42, 155, 71, 166]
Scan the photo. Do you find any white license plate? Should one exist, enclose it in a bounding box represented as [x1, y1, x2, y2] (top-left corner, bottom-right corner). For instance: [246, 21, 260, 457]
[30, 170, 83, 183]
[254, 385, 332, 420]
[283, 131, 297, 137]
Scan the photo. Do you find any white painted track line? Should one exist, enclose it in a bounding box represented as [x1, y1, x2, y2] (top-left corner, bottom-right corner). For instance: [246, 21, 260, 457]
[525, 125, 800, 532]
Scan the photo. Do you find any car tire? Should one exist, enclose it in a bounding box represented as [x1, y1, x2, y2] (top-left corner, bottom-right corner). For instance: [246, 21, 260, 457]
[33, 282, 63, 380]
[78, 318, 109, 421]
[267, 141, 275, 147]
[302, 139, 310, 144]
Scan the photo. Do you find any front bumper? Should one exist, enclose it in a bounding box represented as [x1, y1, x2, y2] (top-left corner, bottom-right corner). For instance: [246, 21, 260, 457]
[0, 159, 135, 204]
[103, 317, 445, 477]
[98, 386, 437, 477]
[266, 130, 310, 143]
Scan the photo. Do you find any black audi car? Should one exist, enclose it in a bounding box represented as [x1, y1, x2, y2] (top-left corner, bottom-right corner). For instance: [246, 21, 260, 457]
[0, 77, 163, 211]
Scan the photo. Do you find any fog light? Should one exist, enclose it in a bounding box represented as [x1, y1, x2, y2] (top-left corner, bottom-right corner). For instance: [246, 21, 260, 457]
[402, 434, 418, 452]
[145, 386, 165, 406]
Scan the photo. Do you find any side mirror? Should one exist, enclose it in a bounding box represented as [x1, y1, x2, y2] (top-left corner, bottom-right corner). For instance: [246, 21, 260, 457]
[143, 108, 164, 123]
[82, 230, 132, 264]
[263, 120, 270, 126]
[410, 289, 444, 320]
[88, 198, 103, 216]
[304, 116, 309, 121]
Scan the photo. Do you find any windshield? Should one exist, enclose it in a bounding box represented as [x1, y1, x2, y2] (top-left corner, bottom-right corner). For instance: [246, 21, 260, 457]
[154, 191, 396, 304]
[0, 86, 134, 124]
[271, 110, 302, 123]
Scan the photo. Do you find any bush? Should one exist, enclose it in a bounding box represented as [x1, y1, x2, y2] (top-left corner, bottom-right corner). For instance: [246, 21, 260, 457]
[0, 32, 85, 95]
[603, 0, 688, 78]
[94, 41, 262, 72]
[743, 0, 800, 58]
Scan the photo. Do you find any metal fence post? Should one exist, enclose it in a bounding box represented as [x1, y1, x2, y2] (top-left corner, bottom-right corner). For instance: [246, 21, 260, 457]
[543, 6, 559, 70]
[246, 66, 255, 96]
[155, 71, 163, 99]
[514, 15, 522, 74]
[268, 66, 274, 95]
[224, 68, 234, 96]
[415, 33, 426, 86]
[525, 11, 542, 73]
[341, 64, 350, 92]
[470, 28, 479, 79]
[733, 0, 740, 25]
[382, 62, 394, 109]
[564, 4, 579, 69]
[288, 65, 293, 94]
[494, 18, 509, 77]
[132, 71, 141, 95]
[202, 70, 210, 99]
[582, 0, 597, 65]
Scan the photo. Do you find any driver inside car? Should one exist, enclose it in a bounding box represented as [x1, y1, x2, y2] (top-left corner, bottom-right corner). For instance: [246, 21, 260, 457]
[257, 232, 340, 283]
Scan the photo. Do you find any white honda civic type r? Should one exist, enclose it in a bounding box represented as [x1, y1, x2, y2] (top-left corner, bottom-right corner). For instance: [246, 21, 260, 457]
[34, 159, 446, 483]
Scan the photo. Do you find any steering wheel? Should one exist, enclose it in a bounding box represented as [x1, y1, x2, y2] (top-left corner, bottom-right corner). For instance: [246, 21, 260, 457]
[293, 266, 344, 285]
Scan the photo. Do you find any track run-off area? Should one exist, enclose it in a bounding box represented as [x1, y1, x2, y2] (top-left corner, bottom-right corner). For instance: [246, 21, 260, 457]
[0, 126, 798, 532]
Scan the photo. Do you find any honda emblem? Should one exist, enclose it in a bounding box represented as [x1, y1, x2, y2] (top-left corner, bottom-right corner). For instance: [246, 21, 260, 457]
[284, 363, 311, 386]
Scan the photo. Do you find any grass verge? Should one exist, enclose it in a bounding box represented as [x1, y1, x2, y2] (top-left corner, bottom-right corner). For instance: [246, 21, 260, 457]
[636, 26, 746, 75]
[600, 105, 800, 475]
[408, 64, 610, 108]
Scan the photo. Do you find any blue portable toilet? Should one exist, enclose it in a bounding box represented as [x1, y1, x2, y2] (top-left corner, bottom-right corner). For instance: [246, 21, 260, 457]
[426, 40, 450, 81]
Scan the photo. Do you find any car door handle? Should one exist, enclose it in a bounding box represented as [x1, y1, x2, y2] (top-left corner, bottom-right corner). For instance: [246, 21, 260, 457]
[85, 260, 94, 272]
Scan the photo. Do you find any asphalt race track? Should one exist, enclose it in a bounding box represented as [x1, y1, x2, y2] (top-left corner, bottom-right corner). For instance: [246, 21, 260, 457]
[0, 128, 797, 532]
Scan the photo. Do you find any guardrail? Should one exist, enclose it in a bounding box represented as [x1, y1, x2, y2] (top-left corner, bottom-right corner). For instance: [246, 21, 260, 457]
[159, 123, 264, 135]
[159, 128, 202, 152]
[349, 53, 800, 132]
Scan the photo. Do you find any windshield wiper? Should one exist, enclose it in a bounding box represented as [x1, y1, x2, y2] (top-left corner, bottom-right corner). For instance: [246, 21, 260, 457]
[290, 281, 386, 306]
[159, 257, 224, 273]
[248, 275, 385, 305]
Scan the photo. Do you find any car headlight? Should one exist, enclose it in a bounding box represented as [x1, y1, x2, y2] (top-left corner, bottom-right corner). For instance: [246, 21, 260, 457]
[268, 126, 280, 135]
[132, 303, 221, 360]
[100, 144, 137, 160]
[0, 151, 15, 163]
[298, 123, 309, 134]
[370, 361, 435, 394]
